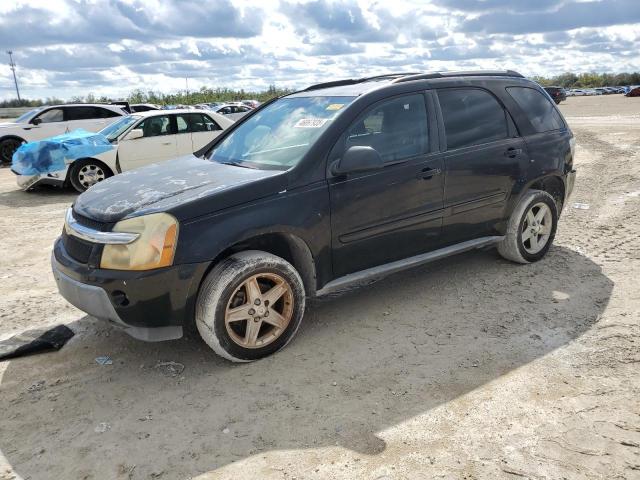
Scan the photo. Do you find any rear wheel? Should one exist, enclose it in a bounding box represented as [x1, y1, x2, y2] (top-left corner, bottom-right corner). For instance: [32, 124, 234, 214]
[0, 138, 23, 165]
[196, 251, 306, 362]
[69, 159, 112, 192]
[498, 190, 558, 264]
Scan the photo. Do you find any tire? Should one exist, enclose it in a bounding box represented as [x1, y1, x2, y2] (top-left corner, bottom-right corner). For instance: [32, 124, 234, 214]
[69, 159, 112, 192]
[196, 250, 306, 362]
[0, 138, 23, 165]
[498, 189, 558, 264]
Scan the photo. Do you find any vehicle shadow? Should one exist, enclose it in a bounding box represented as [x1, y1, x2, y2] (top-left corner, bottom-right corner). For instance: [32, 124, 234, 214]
[0, 184, 76, 209]
[0, 246, 612, 479]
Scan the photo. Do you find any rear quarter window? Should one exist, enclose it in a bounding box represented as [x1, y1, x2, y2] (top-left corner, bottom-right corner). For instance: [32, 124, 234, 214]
[507, 87, 564, 133]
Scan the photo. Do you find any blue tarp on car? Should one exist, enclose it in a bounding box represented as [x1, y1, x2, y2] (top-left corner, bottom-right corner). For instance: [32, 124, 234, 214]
[11, 129, 114, 176]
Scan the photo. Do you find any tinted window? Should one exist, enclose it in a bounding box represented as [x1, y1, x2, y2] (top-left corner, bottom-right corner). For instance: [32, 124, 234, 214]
[97, 107, 121, 118]
[345, 94, 428, 163]
[138, 115, 172, 137]
[176, 113, 221, 133]
[438, 88, 508, 149]
[66, 106, 105, 121]
[507, 87, 564, 133]
[35, 108, 63, 123]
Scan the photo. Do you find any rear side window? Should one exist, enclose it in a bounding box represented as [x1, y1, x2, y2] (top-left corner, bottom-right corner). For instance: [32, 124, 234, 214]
[438, 88, 508, 150]
[345, 94, 428, 163]
[176, 113, 221, 133]
[66, 106, 102, 121]
[507, 87, 564, 133]
[97, 107, 121, 118]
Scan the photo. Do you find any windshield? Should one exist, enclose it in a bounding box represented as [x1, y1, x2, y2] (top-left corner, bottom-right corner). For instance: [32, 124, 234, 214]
[99, 115, 141, 141]
[208, 96, 355, 170]
[15, 108, 43, 123]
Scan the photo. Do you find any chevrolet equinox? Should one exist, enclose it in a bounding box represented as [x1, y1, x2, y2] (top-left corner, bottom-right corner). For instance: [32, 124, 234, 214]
[52, 71, 577, 362]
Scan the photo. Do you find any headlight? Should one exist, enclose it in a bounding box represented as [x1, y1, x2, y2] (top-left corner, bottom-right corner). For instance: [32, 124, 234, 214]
[100, 213, 178, 270]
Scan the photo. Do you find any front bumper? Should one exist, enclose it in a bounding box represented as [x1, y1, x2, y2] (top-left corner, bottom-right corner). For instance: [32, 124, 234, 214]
[52, 238, 210, 341]
[15, 166, 69, 190]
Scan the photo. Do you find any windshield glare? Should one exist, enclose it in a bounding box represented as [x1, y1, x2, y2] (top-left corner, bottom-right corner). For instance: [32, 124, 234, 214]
[208, 96, 355, 170]
[15, 108, 43, 123]
[99, 115, 141, 141]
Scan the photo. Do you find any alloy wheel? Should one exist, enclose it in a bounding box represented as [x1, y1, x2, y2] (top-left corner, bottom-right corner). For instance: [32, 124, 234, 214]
[224, 273, 294, 349]
[521, 202, 553, 254]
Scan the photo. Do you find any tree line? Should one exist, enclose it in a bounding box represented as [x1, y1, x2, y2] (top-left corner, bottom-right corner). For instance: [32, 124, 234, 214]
[2, 72, 639, 108]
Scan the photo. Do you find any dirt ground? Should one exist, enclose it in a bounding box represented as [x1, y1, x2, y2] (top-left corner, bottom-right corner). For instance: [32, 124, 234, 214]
[0, 95, 639, 480]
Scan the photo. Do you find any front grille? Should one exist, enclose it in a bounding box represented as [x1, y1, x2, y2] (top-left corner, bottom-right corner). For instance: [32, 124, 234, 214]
[72, 211, 113, 232]
[62, 230, 94, 264]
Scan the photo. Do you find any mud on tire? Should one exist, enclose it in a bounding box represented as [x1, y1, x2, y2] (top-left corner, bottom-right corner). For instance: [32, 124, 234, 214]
[196, 250, 306, 362]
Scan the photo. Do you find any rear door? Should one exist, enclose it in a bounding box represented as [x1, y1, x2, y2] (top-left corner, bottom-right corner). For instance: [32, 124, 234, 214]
[436, 87, 529, 244]
[328, 93, 445, 277]
[117, 114, 178, 171]
[174, 113, 224, 153]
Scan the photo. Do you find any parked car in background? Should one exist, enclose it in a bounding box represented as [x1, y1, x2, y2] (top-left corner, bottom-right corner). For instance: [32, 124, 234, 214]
[543, 86, 566, 104]
[0, 104, 127, 165]
[626, 86, 640, 97]
[130, 103, 161, 112]
[14, 109, 233, 192]
[52, 70, 576, 361]
[213, 103, 253, 121]
[241, 100, 261, 109]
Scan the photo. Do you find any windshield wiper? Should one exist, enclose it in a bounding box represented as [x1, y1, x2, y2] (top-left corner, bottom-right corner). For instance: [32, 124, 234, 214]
[220, 161, 257, 169]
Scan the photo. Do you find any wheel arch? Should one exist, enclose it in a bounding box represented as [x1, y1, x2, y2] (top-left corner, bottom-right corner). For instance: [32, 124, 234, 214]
[66, 157, 115, 181]
[0, 134, 26, 143]
[207, 231, 317, 297]
[527, 174, 566, 212]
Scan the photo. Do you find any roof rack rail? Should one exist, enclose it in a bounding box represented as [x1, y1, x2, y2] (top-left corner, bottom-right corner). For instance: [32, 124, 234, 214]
[303, 72, 422, 92]
[392, 70, 524, 83]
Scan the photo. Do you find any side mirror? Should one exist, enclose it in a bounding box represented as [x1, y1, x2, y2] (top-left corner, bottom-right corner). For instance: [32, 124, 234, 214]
[332, 146, 384, 175]
[124, 128, 143, 140]
[31, 118, 42, 126]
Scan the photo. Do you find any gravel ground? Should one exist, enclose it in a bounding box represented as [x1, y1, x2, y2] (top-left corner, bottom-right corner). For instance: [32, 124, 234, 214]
[0, 96, 639, 480]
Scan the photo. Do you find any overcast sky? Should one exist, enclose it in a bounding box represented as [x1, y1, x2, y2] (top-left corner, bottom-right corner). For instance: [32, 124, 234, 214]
[1, 0, 639, 100]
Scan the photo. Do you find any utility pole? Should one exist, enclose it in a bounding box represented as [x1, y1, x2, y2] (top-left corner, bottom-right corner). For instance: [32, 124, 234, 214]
[6, 51, 21, 101]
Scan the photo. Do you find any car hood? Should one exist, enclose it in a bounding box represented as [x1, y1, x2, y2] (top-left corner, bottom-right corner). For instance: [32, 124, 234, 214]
[0, 122, 23, 128]
[73, 155, 285, 223]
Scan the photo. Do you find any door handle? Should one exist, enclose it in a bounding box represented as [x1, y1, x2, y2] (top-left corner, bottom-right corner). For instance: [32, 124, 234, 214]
[504, 147, 522, 158]
[162, 141, 172, 145]
[417, 167, 442, 179]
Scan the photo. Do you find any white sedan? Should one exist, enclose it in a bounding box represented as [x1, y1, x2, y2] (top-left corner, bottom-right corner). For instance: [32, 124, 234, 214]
[15, 109, 233, 192]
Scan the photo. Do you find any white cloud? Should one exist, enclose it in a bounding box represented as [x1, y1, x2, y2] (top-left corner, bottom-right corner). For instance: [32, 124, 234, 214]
[0, 0, 639, 101]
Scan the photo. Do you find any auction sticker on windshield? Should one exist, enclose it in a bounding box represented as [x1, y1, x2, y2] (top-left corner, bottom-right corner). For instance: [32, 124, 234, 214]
[294, 118, 329, 128]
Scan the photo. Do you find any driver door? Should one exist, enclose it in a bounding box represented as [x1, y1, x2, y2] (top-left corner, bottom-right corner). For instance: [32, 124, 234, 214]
[117, 114, 178, 171]
[328, 93, 445, 277]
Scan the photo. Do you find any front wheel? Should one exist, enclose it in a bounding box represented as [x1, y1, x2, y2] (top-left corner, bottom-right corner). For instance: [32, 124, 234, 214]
[196, 251, 306, 362]
[69, 159, 112, 192]
[498, 190, 558, 264]
[0, 138, 23, 165]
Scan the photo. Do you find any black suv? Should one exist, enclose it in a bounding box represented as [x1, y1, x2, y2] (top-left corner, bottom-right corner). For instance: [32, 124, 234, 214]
[52, 70, 576, 361]
[543, 86, 567, 104]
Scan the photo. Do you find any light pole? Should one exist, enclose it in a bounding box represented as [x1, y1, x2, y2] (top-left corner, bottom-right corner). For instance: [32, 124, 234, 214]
[7, 51, 21, 101]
